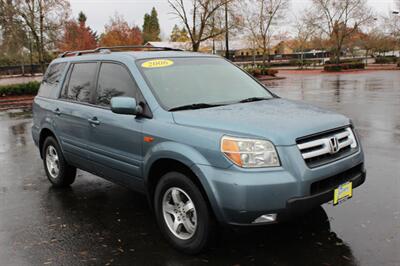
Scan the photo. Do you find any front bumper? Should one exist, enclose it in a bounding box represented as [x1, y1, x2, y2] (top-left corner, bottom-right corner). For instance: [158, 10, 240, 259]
[192, 145, 365, 226]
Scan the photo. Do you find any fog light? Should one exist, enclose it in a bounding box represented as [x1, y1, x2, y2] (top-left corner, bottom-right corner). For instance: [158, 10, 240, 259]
[252, 214, 277, 224]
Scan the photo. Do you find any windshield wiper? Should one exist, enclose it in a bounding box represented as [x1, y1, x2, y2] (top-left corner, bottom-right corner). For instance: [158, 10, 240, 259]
[169, 103, 224, 112]
[239, 97, 271, 103]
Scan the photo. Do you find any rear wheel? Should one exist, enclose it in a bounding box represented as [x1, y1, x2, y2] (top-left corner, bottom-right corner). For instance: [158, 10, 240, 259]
[42, 136, 76, 187]
[154, 172, 215, 254]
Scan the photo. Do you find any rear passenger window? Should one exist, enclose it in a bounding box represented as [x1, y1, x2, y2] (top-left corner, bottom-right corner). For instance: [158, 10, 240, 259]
[38, 63, 66, 98]
[96, 63, 139, 107]
[62, 63, 97, 103]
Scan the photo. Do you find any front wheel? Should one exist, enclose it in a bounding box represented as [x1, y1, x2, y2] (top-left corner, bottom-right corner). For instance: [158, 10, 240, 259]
[154, 172, 215, 254]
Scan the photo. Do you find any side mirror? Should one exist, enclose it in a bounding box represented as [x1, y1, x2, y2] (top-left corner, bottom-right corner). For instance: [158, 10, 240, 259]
[110, 97, 143, 116]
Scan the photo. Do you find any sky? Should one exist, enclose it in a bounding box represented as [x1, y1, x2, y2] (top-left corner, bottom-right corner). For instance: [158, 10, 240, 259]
[70, 0, 399, 40]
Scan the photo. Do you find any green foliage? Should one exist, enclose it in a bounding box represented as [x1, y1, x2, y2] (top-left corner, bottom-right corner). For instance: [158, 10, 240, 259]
[325, 58, 363, 64]
[0, 81, 40, 97]
[142, 7, 161, 43]
[375, 56, 398, 64]
[243, 66, 278, 77]
[170, 24, 190, 42]
[324, 63, 365, 72]
[288, 59, 321, 67]
[78, 11, 87, 24]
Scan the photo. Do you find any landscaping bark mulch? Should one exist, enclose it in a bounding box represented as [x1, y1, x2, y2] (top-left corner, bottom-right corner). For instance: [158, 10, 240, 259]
[0, 95, 34, 111]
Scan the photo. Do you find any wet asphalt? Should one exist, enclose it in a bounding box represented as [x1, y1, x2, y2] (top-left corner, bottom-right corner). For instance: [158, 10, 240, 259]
[0, 70, 399, 266]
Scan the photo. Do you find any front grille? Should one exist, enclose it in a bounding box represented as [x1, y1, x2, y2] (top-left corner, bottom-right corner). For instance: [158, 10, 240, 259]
[310, 163, 364, 195]
[297, 127, 358, 168]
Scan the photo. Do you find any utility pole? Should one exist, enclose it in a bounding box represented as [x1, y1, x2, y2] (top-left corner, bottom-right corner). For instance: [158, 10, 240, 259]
[225, 1, 229, 59]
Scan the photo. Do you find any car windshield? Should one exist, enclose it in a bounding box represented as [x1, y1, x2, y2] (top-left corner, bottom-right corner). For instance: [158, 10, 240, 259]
[138, 57, 273, 110]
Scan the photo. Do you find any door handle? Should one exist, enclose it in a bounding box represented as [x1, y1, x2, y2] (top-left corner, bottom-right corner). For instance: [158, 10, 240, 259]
[53, 108, 61, 116]
[88, 117, 100, 126]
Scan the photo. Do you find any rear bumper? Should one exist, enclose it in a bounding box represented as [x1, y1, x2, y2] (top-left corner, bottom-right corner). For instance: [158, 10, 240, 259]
[31, 125, 39, 147]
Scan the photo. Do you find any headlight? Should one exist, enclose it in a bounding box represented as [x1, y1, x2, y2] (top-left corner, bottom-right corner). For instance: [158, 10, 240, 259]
[221, 136, 280, 168]
[346, 127, 358, 149]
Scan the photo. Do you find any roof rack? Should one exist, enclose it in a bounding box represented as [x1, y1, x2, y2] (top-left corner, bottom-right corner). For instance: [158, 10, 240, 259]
[58, 45, 184, 58]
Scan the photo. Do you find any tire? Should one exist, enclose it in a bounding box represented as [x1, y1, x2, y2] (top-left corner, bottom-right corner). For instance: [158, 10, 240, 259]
[42, 136, 76, 187]
[154, 172, 215, 254]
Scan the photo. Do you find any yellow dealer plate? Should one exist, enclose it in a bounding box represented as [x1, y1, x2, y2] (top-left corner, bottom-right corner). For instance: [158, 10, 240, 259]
[141, 59, 174, 68]
[333, 182, 352, 205]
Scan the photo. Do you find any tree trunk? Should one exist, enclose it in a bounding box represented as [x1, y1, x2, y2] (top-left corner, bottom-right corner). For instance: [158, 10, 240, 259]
[192, 42, 200, 52]
[300, 47, 304, 69]
[334, 47, 341, 64]
[39, 0, 45, 73]
[262, 48, 266, 68]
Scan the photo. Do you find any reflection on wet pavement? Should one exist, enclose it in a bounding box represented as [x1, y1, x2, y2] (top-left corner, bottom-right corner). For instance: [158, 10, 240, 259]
[0, 71, 399, 265]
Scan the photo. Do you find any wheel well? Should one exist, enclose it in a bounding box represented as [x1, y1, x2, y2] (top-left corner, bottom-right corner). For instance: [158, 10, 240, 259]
[39, 128, 56, 158]
[147, 159, 211, 210]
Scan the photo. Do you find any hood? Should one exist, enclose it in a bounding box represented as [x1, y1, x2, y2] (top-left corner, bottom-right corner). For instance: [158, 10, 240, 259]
[172, 98, 350, 145]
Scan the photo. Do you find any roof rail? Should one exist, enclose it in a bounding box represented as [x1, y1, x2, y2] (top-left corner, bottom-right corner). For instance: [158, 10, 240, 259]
[58, 45, 184, 58]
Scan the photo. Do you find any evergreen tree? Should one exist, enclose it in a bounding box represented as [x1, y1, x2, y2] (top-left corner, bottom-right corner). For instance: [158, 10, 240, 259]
[142, 7, 161, 43]
[170, 25, 181, 41]
[78, 11, 87, 25]
[170, 25, 190, 42]
[179, 27, 189, 42]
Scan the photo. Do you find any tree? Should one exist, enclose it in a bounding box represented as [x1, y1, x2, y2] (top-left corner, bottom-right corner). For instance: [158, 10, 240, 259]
[241, 0, 289, 66]
[291, 11, 317, 68]
[59, 11, 97, 51]
[0, 1, 27, 63]
[168, 0, 233, 51]
[12, 0, 70, 72]
[99, 14, 143, 46]
[170, 24, 190, 42]
[142, 7, 161, 43]
[308, 0, 374, 64]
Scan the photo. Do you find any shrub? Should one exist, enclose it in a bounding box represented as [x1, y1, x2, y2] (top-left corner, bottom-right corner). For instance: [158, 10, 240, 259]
[325, 58, 363, 64]
[288, 59, 315, 67]
[375, 56, 398, 64]
[0, 81, 40, 97]
[324, 64, 343, 72]
[324, 62, 365, 72]
[243, 66, 278, 77]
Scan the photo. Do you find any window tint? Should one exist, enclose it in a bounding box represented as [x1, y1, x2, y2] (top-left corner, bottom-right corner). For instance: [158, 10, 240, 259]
[139, 57, 272, 110]
[62, 63, 97, 103]
[96, 63, 138, 106]
[38, 63, 67, 98]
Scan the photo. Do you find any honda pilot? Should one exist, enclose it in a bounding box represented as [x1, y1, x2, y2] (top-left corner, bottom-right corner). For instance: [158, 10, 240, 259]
[32, 46, 366, 254]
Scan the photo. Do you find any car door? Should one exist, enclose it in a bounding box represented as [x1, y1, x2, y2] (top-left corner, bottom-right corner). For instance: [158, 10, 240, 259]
[54, 62, 98, 170]
[85, 62, 145, 191]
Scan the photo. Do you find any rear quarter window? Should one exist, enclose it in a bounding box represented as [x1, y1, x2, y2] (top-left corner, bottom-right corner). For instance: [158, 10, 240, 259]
[38, 63, 67, 98]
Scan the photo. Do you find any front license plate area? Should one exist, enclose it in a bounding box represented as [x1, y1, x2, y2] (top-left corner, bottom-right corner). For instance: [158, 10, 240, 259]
[333, 182, 353, 205]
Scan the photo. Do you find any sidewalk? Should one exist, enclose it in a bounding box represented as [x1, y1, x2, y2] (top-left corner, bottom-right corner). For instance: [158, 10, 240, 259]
[0, 75, 42, 86]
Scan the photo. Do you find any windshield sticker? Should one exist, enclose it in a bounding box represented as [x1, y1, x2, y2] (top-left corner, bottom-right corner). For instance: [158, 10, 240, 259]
[142, 59, 174, 68]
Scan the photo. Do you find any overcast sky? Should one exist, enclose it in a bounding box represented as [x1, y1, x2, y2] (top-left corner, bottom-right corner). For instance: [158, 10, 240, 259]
[70, 0, 399, 40]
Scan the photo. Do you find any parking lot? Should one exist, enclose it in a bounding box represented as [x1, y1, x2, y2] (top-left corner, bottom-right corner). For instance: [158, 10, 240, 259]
[0, 70, 399, 266]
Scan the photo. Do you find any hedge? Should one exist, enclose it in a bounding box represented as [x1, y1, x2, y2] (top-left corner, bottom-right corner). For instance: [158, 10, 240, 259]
[375, 56, 398, 64]
[325, 58, 364, 64]
[324, 62, 365, 72]
[0, 81, 40, 97]
[243, 66, 278, 77]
